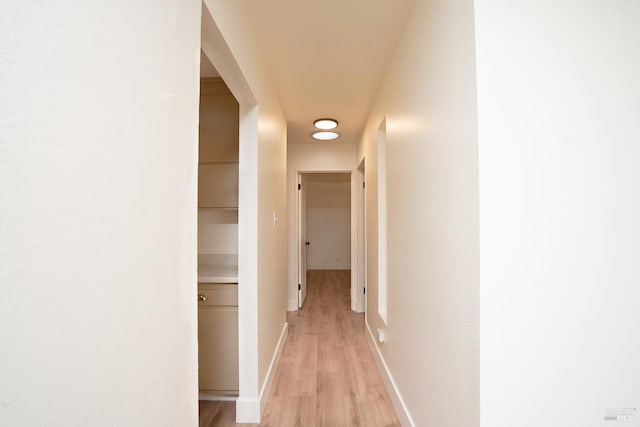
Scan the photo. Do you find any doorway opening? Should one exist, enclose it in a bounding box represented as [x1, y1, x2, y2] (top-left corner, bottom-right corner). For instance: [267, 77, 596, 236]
[196, 49, 240, 402]
[297, 172, 354, 309]
[199, 2, 261, 423]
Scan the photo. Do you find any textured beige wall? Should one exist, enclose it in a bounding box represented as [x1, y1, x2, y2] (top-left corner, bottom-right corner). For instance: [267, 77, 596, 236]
[0, 1, 201, 425]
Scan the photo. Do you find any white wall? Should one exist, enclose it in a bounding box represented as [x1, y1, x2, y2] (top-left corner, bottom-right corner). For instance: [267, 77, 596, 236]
[358, 0, 480, 425]
[475, 1, 640, 425]
[286, 143, 356, 310]
[0, 1, 201, 426]
[201, 1, 288, 422]
[306, 176, 351, 270]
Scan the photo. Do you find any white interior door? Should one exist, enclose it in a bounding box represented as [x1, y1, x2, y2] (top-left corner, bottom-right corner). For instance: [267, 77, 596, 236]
[298, 174, 308, 308]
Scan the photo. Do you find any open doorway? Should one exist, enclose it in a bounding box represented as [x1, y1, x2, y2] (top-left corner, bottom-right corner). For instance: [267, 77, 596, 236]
[196, 49, 240, 403]
[198, 2, 261, 423]
[297, 172, 352, 308]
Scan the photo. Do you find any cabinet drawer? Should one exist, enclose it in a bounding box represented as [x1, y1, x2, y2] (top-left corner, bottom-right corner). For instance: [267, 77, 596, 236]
[198, 283, 238, 307]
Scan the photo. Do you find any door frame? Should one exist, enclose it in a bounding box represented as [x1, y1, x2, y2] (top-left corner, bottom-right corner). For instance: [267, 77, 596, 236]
[201, 3, 260, 423]
[297, 172, 308, 308]
[356, 158, 366, 314]
[293, 169, 363, 312]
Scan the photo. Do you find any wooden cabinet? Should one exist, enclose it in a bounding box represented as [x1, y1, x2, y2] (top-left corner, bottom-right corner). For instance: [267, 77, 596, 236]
[198, 77, 239, 208]
[198, 283, 238, 395]
[199, 78, 239, 163]
[197, 77, 239, 396]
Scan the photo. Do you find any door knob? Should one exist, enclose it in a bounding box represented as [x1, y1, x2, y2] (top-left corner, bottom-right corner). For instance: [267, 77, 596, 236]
[198, 294, 208, 302]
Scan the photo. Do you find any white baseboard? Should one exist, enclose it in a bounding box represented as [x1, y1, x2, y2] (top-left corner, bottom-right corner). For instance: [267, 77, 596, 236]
[259, 322, 288, 413]
[235, 322, 288, 424]
[198, 392, 237, 401]
[235, 397, 259, 423]
[287, 298, 298, 311]
[365, 321, 415, 427]
[306, 264, 351, 270]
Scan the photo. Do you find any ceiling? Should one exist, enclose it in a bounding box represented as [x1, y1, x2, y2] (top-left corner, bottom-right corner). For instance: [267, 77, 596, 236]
[245, 0, 415, 144]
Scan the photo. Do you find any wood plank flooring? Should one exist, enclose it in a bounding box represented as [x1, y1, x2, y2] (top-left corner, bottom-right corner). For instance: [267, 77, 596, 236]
[199, 270, 400, 427]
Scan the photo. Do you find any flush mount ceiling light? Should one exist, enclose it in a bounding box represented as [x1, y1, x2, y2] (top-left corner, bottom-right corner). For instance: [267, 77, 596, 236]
[311, 131, 340, 141]
[313, 118, 338, 130]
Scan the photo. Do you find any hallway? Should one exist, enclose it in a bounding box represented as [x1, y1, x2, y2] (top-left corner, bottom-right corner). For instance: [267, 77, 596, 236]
[199, 270, 399, 426]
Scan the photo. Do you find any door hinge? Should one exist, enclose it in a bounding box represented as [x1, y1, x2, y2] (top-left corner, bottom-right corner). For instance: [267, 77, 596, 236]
[363, 287, 366, 294]
[298, 283, 301, 290]
[298, 183, 301, 190]
[363, 181, 366, 189]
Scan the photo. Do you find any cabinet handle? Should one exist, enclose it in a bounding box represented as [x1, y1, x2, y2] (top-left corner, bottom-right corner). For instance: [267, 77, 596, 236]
[198, 294, 208, 302]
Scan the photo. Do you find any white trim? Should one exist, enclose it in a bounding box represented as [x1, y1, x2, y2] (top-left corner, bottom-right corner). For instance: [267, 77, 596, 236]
[235, 398, 260, 423]
[350, 170, 358, 312]
[198, 393, 237, 401]
[292, 169, 358, 312]
[234, 103, 260, 424]
[235, 322, 288, 423]
[365, 321, 415, 427]
[259, 322, 288, 414]
[287, 298, 298, 312]
[355, 158, 366, 313]
[377, 120, 388, 324]
[306, 264, 351, 270]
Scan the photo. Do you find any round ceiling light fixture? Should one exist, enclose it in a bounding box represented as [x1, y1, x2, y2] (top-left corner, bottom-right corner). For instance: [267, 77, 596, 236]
[313, 118, 338, 130]
[311, 131, 340, 141]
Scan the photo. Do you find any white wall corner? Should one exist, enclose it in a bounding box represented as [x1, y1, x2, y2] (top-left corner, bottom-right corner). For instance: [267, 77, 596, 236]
[259, 322, 288, 412]
[236, 323, 288, 423]
[287, 298, 298, 312]
[235, 397, 260, 423]
[365, 321, 415, 427]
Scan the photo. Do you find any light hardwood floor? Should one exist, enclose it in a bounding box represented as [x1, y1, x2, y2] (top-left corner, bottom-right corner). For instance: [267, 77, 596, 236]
[199, 270, 400, 427]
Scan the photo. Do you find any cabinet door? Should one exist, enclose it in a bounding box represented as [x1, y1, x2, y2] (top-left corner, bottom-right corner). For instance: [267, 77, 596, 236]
[198, 306, 239, 394]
